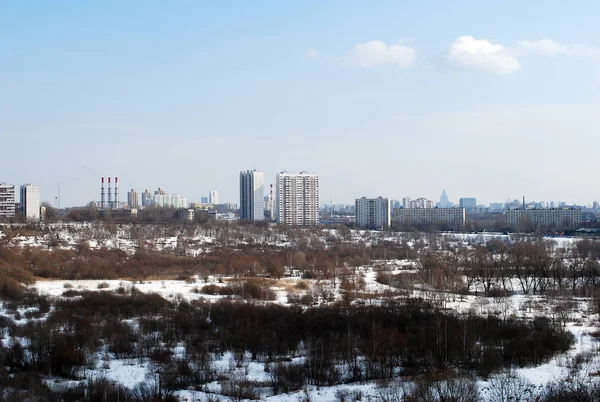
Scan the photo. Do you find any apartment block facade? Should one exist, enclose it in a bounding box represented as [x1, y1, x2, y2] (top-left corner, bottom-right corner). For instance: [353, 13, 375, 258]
[355, 197, 391, 229]
[239, 170, 264, 221]
[20, 184, 40, 221]
[506, 208, 582, 232]
[276, 171, 319, 226]
[392, 207, 465, 230]
[0, 183, 16, 219]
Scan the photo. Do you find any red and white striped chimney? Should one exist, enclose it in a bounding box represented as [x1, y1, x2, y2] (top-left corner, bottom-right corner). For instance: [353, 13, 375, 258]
[115, 177, 119, 210]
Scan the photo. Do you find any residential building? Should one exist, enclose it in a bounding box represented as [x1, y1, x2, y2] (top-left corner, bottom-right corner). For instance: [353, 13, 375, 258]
[153, 194, 187, 209]
[216, 203, 237, 213]
[141, 189, 152, 207]
[392, 207, 465, 230]
[355, 197, 391, 229]
[239, 170, 264, 221]
[459, 197, 477, 213]
[276, 171, 319, 226]
[402, 197, 411, 209]
[0, 183, 16, 219]
[209, 190, 219, 204]
[506, 208, 582, 232]
[20, 184, 40, 221]
[175, 209, 195, 221]
[127, 188, 139, 208]
[409, 198, 434, 209]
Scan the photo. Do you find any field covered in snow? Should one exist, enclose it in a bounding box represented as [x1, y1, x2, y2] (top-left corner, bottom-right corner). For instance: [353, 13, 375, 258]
[1, 222, 600, 401]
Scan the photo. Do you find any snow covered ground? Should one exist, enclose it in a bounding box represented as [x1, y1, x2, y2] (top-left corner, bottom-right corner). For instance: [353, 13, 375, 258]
[2, 224, 598, 400]
[21, 265, 600, 401]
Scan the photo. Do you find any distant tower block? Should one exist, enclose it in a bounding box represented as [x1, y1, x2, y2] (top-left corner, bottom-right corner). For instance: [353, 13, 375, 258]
[101, 177, 105, 209]
[107, 177, 112, 209]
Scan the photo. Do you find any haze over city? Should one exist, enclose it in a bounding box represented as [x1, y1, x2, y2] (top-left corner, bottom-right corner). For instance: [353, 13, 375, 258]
[2, 1, 599, 206]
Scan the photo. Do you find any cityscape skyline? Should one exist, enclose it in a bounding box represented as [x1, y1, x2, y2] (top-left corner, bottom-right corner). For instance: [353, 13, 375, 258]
[2, 2, 600, 207]
[1, 175, 600, 210]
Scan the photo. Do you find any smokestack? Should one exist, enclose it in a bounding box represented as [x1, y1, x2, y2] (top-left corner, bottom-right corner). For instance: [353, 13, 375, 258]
[115, 177, 119, 210]
[523, 196, 525, 209]
[101, 177, 105, 209]
[108, 177, 112, 209]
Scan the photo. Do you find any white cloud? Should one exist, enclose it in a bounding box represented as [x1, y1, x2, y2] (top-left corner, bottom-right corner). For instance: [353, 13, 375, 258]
[345, 40, 416, 68]
[306, 48, 319, 58]
[445, 36, 521, 75]
[446, 36, 600, 75]
[517, 39, 600, 57]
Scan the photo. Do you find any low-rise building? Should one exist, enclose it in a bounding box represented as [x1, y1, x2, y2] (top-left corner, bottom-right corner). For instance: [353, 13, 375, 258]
[392, 207, 465, 230]
[506, 208, 582, 232]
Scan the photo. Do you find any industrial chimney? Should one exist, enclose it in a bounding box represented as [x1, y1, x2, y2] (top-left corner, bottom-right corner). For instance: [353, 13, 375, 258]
[108, 177, 112, 209]
[101, 177, 105, 209]
[115, 177, 119, 210]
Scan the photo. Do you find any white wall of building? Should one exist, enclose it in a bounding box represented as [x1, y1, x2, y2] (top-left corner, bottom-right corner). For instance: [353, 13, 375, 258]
[0, 183, 16, 219]
[355, 197, 390, 229]
[276, 171, 319, 226]
[20, 184, 40, 221]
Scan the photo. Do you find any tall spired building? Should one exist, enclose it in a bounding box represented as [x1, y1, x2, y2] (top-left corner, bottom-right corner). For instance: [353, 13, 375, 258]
[437, 189, 451, 208]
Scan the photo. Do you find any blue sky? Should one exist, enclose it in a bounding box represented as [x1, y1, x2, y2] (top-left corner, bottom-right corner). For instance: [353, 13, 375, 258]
[2, 1, 600, 207]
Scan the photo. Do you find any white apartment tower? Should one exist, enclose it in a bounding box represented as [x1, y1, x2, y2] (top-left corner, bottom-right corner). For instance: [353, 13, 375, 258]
[0, 183, 16, 219]
[276, 171, 319, 226]
[20, 184, 40, 221]
[239, 170, 264, 221]
[355, 197, 391, 229]
[209, 190, 219, 204]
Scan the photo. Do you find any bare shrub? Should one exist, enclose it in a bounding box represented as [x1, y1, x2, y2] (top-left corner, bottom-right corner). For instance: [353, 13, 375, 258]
[485, 370, 536, 402]
[406, 374, 479, 402]
[271, 362, 305, 395]
[221, 375, 260, 401]
[201, 284, 222, 295]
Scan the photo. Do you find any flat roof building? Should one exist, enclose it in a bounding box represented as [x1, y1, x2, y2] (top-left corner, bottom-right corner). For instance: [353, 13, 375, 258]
[276, 171, 319, 226]
[392, 207, 465, 230]
[239, 170, 265, 222]
[355, 197, 390, 229]
[20, 184, 40, 222]
[506, 208, 582, 232]
[0, 183, 16, 219]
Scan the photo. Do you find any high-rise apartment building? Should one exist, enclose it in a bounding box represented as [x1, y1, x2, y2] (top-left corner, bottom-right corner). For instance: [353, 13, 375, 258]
[355, 197, 391, 229]
[0, 183, 16, 219]
[20, 184, 40, 222]
[128, 188, 139, 208]
[153, 194, 187, 209]
[141, 189, 152, 207]
[276, 171, 319, 226]
[209, 191, 219, 205]
[239, 170, 264, 221]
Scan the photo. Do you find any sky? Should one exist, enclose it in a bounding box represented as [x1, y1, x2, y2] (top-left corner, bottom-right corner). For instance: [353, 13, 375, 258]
[2, 1, 600, 207]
